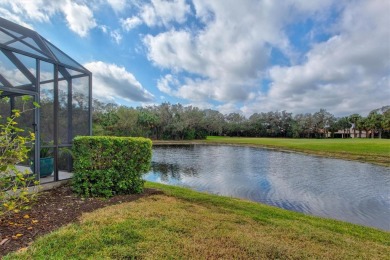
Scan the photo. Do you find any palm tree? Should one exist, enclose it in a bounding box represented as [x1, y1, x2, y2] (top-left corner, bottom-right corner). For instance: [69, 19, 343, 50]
[348, 114, 362, 138]
[367, 112, 383, 138]
[356, 117, 368, 138]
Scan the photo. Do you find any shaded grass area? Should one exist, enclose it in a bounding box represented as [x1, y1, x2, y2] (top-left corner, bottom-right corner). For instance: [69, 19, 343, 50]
[205, 136, 390, 166]
[6, 182, 390, 259]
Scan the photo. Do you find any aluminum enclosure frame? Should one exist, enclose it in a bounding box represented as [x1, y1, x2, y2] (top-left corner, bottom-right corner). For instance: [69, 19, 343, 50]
[0, 17, 92, 183]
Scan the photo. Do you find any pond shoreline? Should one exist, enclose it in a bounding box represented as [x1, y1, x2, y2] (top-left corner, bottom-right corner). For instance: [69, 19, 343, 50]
[147, 144, 390, 230]
[6, 182, 390, 259]
[152, 139, 390, 167]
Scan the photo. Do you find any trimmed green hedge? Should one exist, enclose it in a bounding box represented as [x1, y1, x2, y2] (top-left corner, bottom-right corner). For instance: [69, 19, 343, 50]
[72, 136, 152, 197]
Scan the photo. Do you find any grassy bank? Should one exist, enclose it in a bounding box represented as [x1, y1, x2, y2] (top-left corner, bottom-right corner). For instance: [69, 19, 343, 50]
[205, 136, 390, 166]
[6, 182, 390, 259]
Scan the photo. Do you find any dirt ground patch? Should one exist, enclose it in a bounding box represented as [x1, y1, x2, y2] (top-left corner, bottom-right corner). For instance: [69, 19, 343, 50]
[0, 185, 162, 258]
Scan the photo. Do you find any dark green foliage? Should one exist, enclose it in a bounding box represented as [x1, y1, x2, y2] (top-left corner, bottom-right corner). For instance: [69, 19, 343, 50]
[0, 94, 40, 216]
[92, 100, 390, 139]
[72, 136, 152, 197]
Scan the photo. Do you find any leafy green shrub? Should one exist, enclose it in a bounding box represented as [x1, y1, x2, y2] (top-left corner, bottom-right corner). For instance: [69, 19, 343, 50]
[72, 136, 152, 197]
[0, 94, 39, 217]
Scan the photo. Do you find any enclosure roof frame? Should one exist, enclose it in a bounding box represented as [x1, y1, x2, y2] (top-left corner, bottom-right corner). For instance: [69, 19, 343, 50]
[0, 17, 91, 76]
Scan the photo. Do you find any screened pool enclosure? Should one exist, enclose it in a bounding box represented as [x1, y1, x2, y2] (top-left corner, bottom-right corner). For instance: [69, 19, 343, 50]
[0, 18, 92, 183]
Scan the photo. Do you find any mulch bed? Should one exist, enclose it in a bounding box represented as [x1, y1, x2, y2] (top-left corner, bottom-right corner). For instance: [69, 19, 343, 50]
[0, 185, 163, 258]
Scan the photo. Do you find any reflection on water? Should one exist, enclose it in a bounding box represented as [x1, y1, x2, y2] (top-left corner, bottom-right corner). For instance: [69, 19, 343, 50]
[144, 145, 390, 231]
[150, 162, 198, 182]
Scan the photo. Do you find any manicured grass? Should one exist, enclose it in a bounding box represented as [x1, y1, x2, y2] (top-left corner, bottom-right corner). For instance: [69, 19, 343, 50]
[206, 136, 390, 166]
[6, 182, 390, 259]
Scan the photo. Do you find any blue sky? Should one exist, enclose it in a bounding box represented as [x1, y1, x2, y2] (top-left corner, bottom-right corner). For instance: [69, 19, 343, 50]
[1, 0, 389, 116]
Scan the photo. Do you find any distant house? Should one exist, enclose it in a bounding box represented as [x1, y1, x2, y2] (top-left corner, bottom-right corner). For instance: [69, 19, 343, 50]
[327, 129, 370, 138]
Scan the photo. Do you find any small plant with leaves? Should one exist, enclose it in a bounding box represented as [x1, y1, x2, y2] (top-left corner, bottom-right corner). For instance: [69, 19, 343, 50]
[0, 93, 40, 217]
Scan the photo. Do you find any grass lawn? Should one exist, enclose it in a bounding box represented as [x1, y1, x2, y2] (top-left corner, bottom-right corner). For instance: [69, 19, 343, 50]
[205, 136, 390, 167]
[5, 182, 390, 259]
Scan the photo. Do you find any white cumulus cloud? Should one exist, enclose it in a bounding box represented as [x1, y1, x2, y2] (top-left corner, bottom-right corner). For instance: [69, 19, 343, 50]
[120, 0, 190, 32]
[263, 0, 390, 115]
[106, 0, 127, 13]
[140, 0, 190, 27]
[62, 0, 97, 37]
[0, 7, 33, 28]
[84, 61, 154, 103]
[110, 29, 123, 44]
[0, 0, 58, 23]
[157, 74, 178, 95]
[0, 0, 97, 37]
[143, 0, 291, 102]
[120, 16, 142, 31]
[144, 0, 389, 116]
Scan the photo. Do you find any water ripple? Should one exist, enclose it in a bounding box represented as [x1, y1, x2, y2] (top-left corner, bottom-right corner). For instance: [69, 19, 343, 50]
[144, 145, 390, 230]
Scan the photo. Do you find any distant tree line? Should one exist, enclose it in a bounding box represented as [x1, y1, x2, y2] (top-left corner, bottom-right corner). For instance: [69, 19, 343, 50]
[2, 93, 387, 140]
[92, 100, 390, 140]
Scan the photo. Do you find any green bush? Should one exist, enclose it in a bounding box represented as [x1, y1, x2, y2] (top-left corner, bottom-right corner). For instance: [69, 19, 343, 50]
[72, 136, 152, 197]
[0, 94, 39, 217]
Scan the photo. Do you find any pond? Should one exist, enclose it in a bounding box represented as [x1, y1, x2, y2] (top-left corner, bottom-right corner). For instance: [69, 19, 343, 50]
[144, 145, 390, 231]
